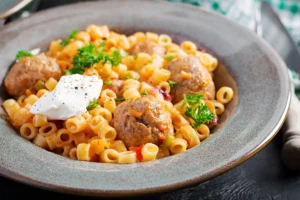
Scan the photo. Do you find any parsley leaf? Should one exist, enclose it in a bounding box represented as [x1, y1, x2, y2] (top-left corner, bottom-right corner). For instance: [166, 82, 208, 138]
[114, 97, 125, 102]
[165, 55, 174, 61]
[16, 50, 33, 60]
[168, 80, 176, 88]
[86, 98, 99, 110]
[66, 44, 102, 75]
[60, 29, 78, 47]
[99, 40, 106, 52]
[109, 50, 121, 66]
[183, 94, 214, 128]
[133, 55, 138, 60]
[65, 43, 123, 75]
[124, 73, 132, 79]
[103, 78, 112, 85]
[141, 90, 148, 95]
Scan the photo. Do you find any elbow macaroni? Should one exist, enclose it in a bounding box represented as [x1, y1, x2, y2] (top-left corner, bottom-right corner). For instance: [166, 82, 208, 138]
[2, 27, 234, 164]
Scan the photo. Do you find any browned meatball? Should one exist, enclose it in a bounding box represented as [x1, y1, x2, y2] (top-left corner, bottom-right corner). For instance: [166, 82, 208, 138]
[5, 53, 62, 97]
[130, 40, 165, 57]
[113, 96, 174, 148]
[166, 56, 215, 103]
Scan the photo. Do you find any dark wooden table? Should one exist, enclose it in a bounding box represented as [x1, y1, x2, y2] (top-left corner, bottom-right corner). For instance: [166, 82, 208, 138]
[1, 1, 300, 199]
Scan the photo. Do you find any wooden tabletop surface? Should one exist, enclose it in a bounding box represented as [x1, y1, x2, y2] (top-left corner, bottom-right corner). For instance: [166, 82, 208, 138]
[1, 1, 300, 199]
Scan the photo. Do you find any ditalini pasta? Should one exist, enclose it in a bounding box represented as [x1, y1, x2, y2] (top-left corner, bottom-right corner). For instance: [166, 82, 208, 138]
[3, 25, 234, 164]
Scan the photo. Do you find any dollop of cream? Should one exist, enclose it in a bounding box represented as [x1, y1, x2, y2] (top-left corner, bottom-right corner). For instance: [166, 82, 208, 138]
[30, 75, 103, 120]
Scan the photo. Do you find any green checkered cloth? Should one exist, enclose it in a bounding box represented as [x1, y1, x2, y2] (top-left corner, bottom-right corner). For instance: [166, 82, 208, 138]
[165, 0, 300, 96]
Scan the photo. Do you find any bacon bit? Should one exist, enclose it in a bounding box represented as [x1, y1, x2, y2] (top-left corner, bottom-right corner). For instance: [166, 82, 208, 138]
[130, 145, 144, 162]
[180, 70, 192, 79]
[25, 89, 32, 96]
[130, 109, 143, 118]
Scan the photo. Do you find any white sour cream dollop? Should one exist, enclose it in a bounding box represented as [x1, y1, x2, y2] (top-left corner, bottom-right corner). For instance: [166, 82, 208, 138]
[30, 75, 103, 120]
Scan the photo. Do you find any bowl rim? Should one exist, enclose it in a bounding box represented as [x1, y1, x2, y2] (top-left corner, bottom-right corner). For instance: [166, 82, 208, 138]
[0, 0, 291, 196]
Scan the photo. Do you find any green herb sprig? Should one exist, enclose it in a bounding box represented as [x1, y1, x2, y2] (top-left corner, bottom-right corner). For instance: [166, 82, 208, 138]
[165, 55, 174, 61]
[16, 50, 33, 60]
[114, 97, 125, 102]
[87, 98, 99, 110]
[141, 90, 148, 95]
[65, 43, 122, 75]
[183, 94, 214, 128]
[60, 29, 78, 47]
[103, 78, 112, 85]
[168, 80, 176, 88]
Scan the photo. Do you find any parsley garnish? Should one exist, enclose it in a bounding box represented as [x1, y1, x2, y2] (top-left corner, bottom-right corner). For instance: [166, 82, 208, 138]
[141, 90, 148, 95]
[168, 80, 176, 88]
[87, 98, 99, 110]
[114, 97, 125, 102]
[65, 44, 122, 75]
[110, 50, 121, 66]
[133, 55, 138, 60]
[165, 55, 174, 61]
[99, 40, 106, 52]
[124, 73, 132, 79]
[16, 50, 33, 60]
[60, 29, 77, 47]
[103, 78, 112, 85]
[183, 94, 214, 128]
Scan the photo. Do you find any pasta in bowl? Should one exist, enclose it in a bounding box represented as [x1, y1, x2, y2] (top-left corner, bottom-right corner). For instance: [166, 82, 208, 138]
[3, 25, 234, 164]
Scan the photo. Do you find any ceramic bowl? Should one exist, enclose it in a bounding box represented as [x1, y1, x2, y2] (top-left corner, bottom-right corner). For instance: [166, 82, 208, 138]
[0, 0, 290, 197]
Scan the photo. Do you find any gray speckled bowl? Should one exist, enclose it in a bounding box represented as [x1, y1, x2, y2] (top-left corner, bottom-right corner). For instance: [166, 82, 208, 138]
[0, 0, 290, 197]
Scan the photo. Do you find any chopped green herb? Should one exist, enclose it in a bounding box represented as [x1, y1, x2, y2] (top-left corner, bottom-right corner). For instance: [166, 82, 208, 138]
[182, 94, 214, 128]
[65, 44, 122, 75]
[162, 38, 168, 42]
[16, 50, 33, 60]
[99, 40, 106, 52]
[109, 50, 121, 66]
[114, 97, 125, 102]
[141, 90, 148, 95]
[103, 78, 112, 85]
[133, 55, 138, 60]
[60, 29, 77, 47]
[147, 60, 153, 64]
[124, 73, 132, 79]
[168, 80, 176, 88]
[66, 44, 101, 75]
[165, 55, 174, 61]
[86, 98, 99, 110]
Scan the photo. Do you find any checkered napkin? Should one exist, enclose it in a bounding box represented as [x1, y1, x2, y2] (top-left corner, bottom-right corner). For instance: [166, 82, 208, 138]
[165, 0, 300, 95]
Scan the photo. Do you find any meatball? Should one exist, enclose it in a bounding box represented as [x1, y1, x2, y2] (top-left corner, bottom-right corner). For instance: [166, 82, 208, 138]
[5, 53, 62, 97]
[130, 40, 165, 57]
[166, 56, 215, 103]
[113, 96, 174, 148]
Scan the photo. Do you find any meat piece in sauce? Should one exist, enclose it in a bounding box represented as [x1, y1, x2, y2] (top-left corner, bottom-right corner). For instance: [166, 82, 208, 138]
[5, 53, 62, 97]
[130, 40, 165, 57]
[166, 56, 215, 103]
[113, 96, 174, 148]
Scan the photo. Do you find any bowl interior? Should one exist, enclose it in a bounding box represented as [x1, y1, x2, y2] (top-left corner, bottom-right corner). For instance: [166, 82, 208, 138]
[0, 0, 290, 196]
